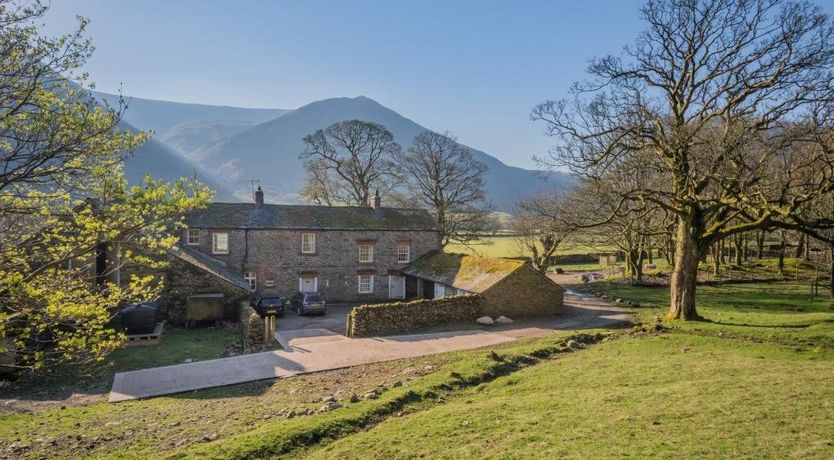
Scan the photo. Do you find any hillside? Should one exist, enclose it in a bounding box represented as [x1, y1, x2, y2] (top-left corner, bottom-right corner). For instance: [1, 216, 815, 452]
[93, 91, 289, 138]
[189, 96, 572, 210]
[118, 120, 237, 201]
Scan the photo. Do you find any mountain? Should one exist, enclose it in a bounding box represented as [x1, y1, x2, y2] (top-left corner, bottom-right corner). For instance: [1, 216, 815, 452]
[93, 91, 289, 137]
[189, 96, 572, 210]
[92, 92, 289, 201]
[118, 121, 238, 201]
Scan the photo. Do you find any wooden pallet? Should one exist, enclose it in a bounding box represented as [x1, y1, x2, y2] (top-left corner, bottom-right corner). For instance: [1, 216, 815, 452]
[125, 321, 166, 346]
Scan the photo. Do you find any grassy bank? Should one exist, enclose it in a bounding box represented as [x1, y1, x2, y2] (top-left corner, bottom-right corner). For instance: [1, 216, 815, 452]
[305, 333, 834, 459]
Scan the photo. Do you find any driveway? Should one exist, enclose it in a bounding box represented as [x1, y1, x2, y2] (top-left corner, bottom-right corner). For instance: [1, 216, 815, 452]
[109, 291, 632, 402]
[277, 303, 354, 334]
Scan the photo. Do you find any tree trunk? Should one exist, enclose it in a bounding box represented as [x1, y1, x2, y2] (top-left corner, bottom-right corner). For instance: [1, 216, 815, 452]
[668, 218, 702, 320]
[733, 235, 743, 266]
[777, 231, 786, 275]
[635, 249, 645, 282]
[829, 240, 834, 298]
[756, 231, 766, 259]
[712, 243, 720, 276]
[795, 233, 805, 258]
[743, 235, 749, 262]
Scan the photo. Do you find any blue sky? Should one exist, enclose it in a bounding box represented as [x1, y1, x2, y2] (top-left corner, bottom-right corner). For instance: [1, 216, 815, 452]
[40, 0, 834, 169]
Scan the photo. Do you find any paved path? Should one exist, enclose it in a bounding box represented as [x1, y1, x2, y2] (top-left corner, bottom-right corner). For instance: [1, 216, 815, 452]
[108, 292, 630, 402]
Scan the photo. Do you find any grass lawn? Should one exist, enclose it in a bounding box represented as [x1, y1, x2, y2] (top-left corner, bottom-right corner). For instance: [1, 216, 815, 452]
[447, 236, 610, 259]
[107, 327, 239, 373]
[0, 327, 239, 412]
[573, 280, 834, 349]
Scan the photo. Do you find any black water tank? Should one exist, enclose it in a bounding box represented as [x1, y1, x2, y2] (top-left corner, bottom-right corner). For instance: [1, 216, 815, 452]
[120, 303, 159, 335]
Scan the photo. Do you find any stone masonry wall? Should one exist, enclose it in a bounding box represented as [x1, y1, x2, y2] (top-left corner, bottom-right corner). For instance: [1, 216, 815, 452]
[481, 265, 565, 318]
[161, 257, 250, 324]
[346, 295, 484, 338]
[181, 228, 440, 303]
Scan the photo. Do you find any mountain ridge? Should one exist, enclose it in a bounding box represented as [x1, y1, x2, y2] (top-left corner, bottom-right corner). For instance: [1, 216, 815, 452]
[104, 92, 571, 210]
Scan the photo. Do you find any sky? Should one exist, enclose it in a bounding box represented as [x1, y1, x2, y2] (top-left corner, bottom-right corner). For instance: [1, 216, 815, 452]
[37, 0, 834, 170]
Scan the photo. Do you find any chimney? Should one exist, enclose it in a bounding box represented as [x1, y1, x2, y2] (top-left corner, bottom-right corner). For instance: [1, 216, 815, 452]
[371, 189, 381, 210]
[254, 186, 264, 207]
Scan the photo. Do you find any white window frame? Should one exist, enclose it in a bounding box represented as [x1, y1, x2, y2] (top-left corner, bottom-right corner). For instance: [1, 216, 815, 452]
[244, 271, 257, 290]
[397, 242, 410, 263]
[388, 275, 406, 299]
[358, 243, 374, 263]
[212, 232, 229, 254]
[301, 232, 316, 254]
[298, 275, 318, 293]
[186, 229, 200, 246]
[358, 274, 374, 294]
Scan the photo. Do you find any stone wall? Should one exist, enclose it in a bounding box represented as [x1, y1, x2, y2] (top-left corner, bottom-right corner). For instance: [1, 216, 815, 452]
[481, 265, 565, 318]
[346, 295, 483, 338]
[238, 302, 265, 347]
[181, 228, 441, 303]
[161, 257, 250, 324]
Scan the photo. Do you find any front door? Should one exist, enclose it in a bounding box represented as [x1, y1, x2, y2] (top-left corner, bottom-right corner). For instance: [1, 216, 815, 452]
[388, 275, 405, 299]
[299, 276, 317, 293]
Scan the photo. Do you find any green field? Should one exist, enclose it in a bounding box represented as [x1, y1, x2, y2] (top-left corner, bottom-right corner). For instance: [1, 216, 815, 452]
[447, 236, 608, 259]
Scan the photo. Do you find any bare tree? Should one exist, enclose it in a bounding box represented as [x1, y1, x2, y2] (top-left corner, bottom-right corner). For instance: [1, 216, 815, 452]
[533, 0, 834, 320]
[514, 190, 571, 274]
[395, 131, 490, 246]
[299, 120, 401, 206]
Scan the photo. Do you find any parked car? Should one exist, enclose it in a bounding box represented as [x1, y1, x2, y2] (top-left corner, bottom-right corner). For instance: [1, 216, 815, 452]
[250, 292, 288, 317]
[290, 292, 327, 315]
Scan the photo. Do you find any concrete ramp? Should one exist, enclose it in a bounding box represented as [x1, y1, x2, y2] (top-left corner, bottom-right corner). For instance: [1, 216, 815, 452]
[109, 329, 513, 402]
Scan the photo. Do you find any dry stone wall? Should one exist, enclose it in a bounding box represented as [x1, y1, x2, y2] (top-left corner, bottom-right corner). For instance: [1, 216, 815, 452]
[346, 295, 484, 338]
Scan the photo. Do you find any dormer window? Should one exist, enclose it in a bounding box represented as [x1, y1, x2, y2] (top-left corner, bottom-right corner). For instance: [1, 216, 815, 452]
[186, 229, 200, 245]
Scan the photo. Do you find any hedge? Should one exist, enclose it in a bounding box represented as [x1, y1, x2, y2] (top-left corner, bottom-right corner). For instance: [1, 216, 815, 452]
[238, 302, 265, 347]
[346, 295, 484, 338]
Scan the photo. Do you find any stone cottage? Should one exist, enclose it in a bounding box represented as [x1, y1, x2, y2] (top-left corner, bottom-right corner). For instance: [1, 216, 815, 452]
[174, 188, 441, 304]
[401, 251, 565, 318]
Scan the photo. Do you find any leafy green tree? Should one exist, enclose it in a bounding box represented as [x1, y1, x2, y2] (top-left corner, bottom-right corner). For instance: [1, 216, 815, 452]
[0, 1, 211, 371]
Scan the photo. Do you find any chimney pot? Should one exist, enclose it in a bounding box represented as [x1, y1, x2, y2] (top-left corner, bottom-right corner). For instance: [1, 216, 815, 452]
[371, 190, 381, 210]
[255, 186, 264, 207]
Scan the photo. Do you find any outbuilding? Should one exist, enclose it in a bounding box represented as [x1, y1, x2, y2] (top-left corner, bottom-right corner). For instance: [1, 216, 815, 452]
[402, 251, 565, 318]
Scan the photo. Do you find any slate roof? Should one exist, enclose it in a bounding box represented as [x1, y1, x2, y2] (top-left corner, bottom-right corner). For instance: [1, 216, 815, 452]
[168, 244, 254, 293]
[185, 203, 439, 231]
[402, 251, 530, 294]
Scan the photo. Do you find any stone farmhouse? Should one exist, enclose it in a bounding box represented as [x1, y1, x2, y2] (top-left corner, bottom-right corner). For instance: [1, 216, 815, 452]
[172, 188, 441, 307]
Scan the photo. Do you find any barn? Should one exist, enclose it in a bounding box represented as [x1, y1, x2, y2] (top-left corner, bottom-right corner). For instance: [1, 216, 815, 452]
[401, 251, 565, 318]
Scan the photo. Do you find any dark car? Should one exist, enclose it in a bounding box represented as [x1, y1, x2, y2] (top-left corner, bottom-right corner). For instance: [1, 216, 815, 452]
[250, 292, 288, 317]
[290, 292, 327, 315]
